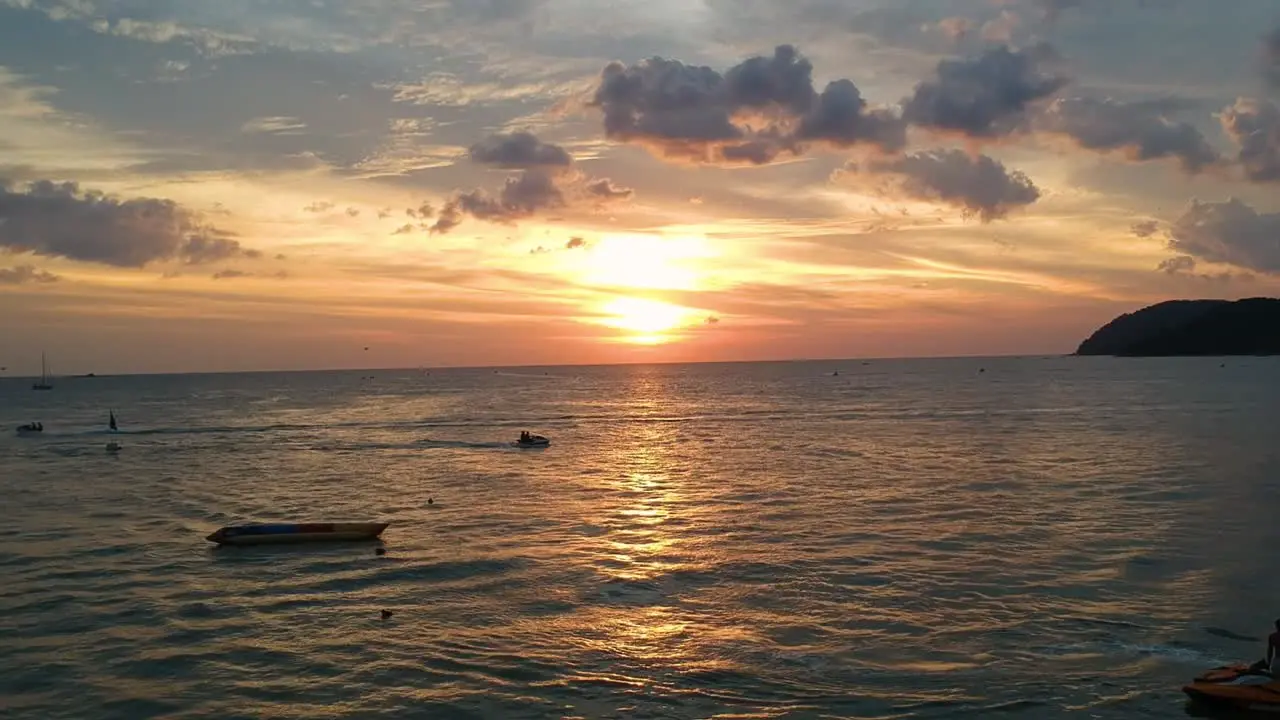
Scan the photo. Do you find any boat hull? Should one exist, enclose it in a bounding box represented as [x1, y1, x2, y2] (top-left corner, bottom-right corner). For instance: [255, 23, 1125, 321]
[207, 522, 389, 546]
[1183, 664, 1280, 712]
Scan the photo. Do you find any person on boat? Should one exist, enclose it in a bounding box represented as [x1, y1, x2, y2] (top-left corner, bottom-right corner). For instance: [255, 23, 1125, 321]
[1267, 620, 1280, 673]
[1248, 620, 1280, 674]
[519, 431, 530, 443]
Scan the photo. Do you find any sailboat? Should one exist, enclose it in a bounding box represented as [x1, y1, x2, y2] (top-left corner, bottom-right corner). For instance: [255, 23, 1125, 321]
[32, 352, 52, 391]
[105, 411, 122, 452]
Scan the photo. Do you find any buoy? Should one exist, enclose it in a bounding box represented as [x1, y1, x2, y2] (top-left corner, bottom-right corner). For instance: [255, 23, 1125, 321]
[427, 497, 434, 506]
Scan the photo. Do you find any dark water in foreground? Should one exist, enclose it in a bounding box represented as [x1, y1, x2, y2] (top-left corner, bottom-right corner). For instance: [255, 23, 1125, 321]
[3, 356, 1280, 719]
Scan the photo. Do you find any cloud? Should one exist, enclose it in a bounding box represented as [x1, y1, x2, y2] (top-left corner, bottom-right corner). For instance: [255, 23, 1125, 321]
[242, 116, 307, 135]
[468, 131, 573, 168]
[937, 17, 974, 41]
[1155, 253, 1249, 283]
[1263, 26, 1280, 88]
[851, 148, 1041, 222]
[0, 179, 255, 268]
[1131, 220, 1160, 237]
[406, 202, 435, 219]
[1036, 97, 1221, 173]
[1220, 97, 1280, 183]
[1167, 198, 1280, 274]
[903, 44, 1067, 139]
[795, 80, 907, 152]
[210, 268, 287, 280]
[0, 264, 59, 284]
[530, 235, 591, 254]
[88, 16, 256, 56]
[430, 132, 630, 233]
[1037, 0, 1085, 22]
[1156, 255, 1196, 274]
[585, 178, 633, 200]
[431, 169, 564, 234]
[588, 44, 904, 165]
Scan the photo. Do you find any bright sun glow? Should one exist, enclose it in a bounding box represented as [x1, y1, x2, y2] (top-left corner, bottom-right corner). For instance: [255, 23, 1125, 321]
[578, 234, 715, 291]
[598, 297, 700, 344]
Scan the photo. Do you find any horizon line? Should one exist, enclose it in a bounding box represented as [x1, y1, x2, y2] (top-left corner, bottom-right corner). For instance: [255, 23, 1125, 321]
[0, 352, 1079, 380]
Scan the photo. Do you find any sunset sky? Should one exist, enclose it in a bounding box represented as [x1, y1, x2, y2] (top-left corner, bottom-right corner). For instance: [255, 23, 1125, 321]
[1, 0, 1279, 374]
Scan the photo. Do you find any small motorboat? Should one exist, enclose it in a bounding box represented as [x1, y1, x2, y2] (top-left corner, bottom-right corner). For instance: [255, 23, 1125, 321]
[206, 522, 390, 546]
[16, 422, 43, 435]
[514, 433, 550, 448]
[1183, 663, 1280, 712]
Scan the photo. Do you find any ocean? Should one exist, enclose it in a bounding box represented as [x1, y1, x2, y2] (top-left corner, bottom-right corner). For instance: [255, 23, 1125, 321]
[2, 356, 1279, 719]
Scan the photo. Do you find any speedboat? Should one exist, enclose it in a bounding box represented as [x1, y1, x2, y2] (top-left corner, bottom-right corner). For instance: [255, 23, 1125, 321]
[1183, 663, 1280, 712]
[514, 433, 550, 448]
[15, 423, 42, 435]
[206, 522, 390, 546]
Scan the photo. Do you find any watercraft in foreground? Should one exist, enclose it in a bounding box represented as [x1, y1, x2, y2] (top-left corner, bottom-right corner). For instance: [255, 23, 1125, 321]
[206, 522, 389, 546]
[514, 431, 550, 448]
[16, 422, 43, 435]
[1183, 663, 1280, 712]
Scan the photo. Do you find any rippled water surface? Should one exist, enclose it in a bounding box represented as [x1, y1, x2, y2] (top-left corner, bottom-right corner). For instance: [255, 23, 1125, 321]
[4, 356, 1280, 719]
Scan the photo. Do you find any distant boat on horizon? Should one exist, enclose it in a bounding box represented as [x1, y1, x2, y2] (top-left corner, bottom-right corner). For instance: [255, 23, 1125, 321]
[32, 352, 52, 391]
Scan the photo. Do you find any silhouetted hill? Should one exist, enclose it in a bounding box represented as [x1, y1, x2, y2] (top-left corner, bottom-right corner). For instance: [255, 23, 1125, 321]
[1076, 298, 1280, 356]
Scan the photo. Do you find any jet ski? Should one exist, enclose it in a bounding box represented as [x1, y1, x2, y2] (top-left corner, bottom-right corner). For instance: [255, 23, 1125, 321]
[514, 433, 550, 448]
[1183, 663, 1280, 712]
[15, 422, 43, 435]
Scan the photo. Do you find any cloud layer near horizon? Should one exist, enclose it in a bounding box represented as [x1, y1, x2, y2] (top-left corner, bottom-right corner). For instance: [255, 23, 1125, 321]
[1, 0, 1280, 372]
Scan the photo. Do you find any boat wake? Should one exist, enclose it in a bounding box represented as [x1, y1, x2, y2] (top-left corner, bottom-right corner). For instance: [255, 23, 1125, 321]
[311, 439, 512, 452]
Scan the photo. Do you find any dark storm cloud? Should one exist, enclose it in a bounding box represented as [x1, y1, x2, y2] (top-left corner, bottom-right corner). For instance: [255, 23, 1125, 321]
[1262, 26, 1280, 88]
[855, 149, 1041, 222]
[588, 44, 905, 164]
[795, 80, 907, 152]
[468, 132, 573, 169]
[0, 179, 255, 268]
[1168, 198, 1280, 274]
[903, 44, 1068, 139]
[1036, 97, 1221, 172]
[0, 264, 59, 284]
[1220, 97, 1280, 183]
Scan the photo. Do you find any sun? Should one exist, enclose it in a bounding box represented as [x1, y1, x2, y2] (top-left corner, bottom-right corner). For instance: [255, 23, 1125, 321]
[598, 297, 700, 344]
[577, 234, 714, 291]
